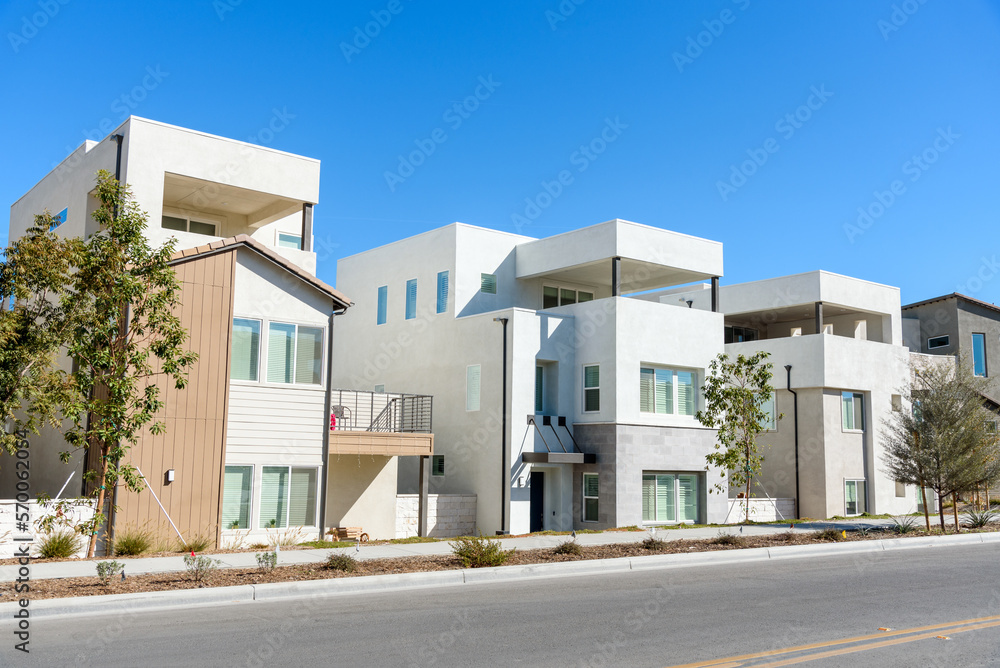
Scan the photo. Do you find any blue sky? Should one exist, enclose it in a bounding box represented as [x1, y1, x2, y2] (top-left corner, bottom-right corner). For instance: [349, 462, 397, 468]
[2, 0, 999, 304]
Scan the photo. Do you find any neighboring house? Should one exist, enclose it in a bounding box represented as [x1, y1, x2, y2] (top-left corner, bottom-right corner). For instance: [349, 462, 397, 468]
[1, 117, 431, 551]
[667, 271, 918, 520]
[332, 219, 730, 535]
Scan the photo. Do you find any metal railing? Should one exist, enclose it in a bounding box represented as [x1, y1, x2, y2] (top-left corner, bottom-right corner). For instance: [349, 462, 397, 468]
[330, 389, 433, 433]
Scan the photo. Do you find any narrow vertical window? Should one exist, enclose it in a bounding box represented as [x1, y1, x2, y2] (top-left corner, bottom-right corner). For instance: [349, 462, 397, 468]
[432, 455, 445, 477]
[466, 365, 481, 411]
[845, 480, 866, 516]
[231, 318, 261, 381]
[760, 391, 777, 431]
[405, 279, 417, 320]
[535, 366, 544, 413]
[582, 473, 599, 522]
[377, 286, 387, 325]
[973, 333, 987, 377]
[294, 326, 324, 385]
[288, 468, 317, 526]
[583, 365, 600, 412]
[436, 271, 449, 314]
[260, 466, 289, 528]
[222, 465, 252, 529]
[267, 323, 296, 384]
[842, 392, 864, 431]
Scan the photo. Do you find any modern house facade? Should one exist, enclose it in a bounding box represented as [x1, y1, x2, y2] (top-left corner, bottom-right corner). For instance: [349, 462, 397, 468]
[332, 220, 730, 535]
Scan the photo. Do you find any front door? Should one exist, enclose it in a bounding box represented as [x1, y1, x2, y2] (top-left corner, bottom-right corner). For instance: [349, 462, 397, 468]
[530, 471, 545, 533]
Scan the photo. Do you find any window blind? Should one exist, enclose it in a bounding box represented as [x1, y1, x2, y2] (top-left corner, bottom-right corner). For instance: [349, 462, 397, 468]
[377, 286, 387, 325]
[642, 475, 655, 521]
[267, 323, 295, 383]
[405, 279, 417, 319]
[584, 365, 600, 412]
[466, 365, 481, 411]
[288, 468, 317, 526]
[480, 273, 497, 294]
[222, 466, 252, 529]
[656, 369, 673, 414]
[678, 474, 697, 522]
[437, 271, 449, 314]
[639, 369, 655, 413]
[260, 467, 289, 528]
[295, 326, 323, 385]
[230, 319, 260, 381]
[677, 371, 695, 416]
[658, 474, 676, 522]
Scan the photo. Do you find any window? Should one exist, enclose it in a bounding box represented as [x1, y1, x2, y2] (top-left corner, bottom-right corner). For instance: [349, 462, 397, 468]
[480, 273, 497, 294]
[891, 394, 903, 412]
[639, 367, 698, 417]
[845, 479, 866, 516]
[927, 335, 950, 349]
[405, 279, 417, 320]
[842, 392, 864, 431]
[377, 286, 387, 325]
[431, 455, 445, 477]
[222, 465, 252, 529]
[230, 318, 261, 381]
[543, 286, 593, 308]
[895, 481, 906, 498]
[466, 365, 481, 411]
[582, 473, 599, 522]
[161, 214, 218, 236]
[583, 365, 600, 412]
[642, 473, 698, 523]
[973, 333, 987, 377]
[724, 326, 758, 344]
[436, 271, 449, 314]
[267, 322, 323, 385]
[374, 384, 385, 393]
[50, 207, 67, 230]
[277, 233, 302, 250]
[260, 466, 317, 528]
[535, 366, 544, 413]
[986, 420, 998, 433]
[760, 391, 777, 431]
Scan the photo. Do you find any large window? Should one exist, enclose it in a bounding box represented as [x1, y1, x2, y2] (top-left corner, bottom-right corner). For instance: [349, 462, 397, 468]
[222, 465, 252, 530]
[377, 286, 387, 325]
[583, 365, 600, 412]
[973, 333, 988, 377]
[260, 466, 317, 528]
[724, 326, 758, 344]
[845, 479, 866, 516]
[639, 367, 697, 417]
[582, 473, 599, 522]
[405, 279, 417, 320]
[642, 473, 698, 524]
[543, 286, 594, 309]
[161, 214, 217, 236]
[466, 365, 481, 411]
[277, 233, 302, 250]
[231, 318, 261, 381]
[267, 322, 323, 385]
[841, 392, 864, 431]
[436, 271, 449, 314]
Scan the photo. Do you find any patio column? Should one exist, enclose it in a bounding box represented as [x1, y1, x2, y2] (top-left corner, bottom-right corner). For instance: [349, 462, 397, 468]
[301, 203, 314, 251]
[611, 256, 621, 297]
[711, 276, 720, 312]
[418, 455, 429, 537]
[815, 301, 824, 334]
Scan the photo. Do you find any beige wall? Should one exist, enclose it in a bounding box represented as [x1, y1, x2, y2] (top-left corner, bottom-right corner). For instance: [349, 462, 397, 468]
[326, 455, 398, 540]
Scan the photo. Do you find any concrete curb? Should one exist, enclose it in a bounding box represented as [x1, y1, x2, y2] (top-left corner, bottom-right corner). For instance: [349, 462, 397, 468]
[7, 531, 1000, 619]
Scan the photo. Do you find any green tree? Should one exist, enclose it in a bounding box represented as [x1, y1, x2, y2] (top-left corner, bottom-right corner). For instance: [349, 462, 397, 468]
[0, 217, 87, 456]
[881, 357, 1000, 534]
[61, 171, 197, 558]
[696, 351, 779, 523]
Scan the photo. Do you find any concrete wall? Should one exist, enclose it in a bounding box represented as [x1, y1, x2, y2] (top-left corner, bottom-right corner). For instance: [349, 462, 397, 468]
[396, 493, 477, 538]
[327, 455, 397, 540]
[727, 498, 795, 523]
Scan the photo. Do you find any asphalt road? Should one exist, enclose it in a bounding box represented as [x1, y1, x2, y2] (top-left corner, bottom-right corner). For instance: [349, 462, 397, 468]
[5, 543, 1000, 667]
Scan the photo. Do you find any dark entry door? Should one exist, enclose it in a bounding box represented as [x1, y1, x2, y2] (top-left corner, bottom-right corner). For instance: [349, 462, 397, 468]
[530, 471, 545, 533]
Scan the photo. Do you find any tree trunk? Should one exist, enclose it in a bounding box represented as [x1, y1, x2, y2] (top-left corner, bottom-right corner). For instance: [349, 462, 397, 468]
[745, 477, 751, 524]
[952, 492, 960, 532]
[920, 484, 930, 532]
[938, 493, 947, 534]
[87, 451, 109, 558]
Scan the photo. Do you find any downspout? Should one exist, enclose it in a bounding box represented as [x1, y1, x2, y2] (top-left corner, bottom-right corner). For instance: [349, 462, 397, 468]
[111, 134, 124, 219]
[785, 365, 800, 519]
[318, 304, 348, 541]
[494, 316, 509, 534]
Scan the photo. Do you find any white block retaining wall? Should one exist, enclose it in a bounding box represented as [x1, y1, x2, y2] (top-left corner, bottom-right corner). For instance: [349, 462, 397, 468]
[0, 499, 95, 558]
[396, 494, 477, 539]
[726, 498, 796, 524]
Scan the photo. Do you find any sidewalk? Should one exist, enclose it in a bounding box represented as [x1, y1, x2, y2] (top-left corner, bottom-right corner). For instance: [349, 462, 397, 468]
[1, 520, 898, 582]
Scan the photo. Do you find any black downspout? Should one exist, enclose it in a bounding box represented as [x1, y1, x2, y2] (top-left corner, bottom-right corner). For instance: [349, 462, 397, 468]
[495, 317, 509, 534]
[785, 365, 800, 519]
[318, 309, 342, 541]
[111, 134, 124, 219]
[103, 133, 124, 555]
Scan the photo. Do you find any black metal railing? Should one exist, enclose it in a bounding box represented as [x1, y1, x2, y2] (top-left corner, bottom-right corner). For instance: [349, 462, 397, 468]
[330, 390, 433, 433]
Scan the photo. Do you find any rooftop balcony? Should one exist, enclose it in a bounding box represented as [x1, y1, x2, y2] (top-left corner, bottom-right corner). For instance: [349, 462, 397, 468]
[328, 390, 434, 457]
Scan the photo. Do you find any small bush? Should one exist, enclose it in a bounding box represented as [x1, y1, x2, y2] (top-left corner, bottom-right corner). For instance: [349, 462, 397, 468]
[114, 528, 153, 556]
[266, 526, 305, 547]
[256, 551, 278, 573]
[711, 531, 745, 547]
[181, 533, 213, 553]
[814, 528, 844, 542]
[450, 533, 515, 568]
[892, 516, 919, 534]
[962, 509, 997, 529]
[553, 540, 583, 556]
[183, 554, 220, 583]
[37, 531, 80, 559]
[774, 531, 797, 542]
[325, 553, 358, 572]
[95, 560, 125, 586]
[640, 536, 666, 551]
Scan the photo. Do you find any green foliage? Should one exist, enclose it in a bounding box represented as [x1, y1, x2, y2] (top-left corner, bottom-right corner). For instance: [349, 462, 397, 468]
[300, 540, 355, 549]
[552, 540, 583, 556]
[389, 536, 439, 544]
[962, 509, 997, 529]
[892, 515, 919, 534]
[640, 536, 667, 551]
[814, 528, 844, 542]
[711, 531, 745, 547]
[113, 527, 153, 556]
[181, 533, 213, 553]
[183, 554, 220, 583]
[450, 533, 515, 568]
[325, 553, 358, 572]
[696, 352, 779, 522]
[95, 560, 125, 586]
[256, 551, 278, 573]
[37, 531, 80, 559]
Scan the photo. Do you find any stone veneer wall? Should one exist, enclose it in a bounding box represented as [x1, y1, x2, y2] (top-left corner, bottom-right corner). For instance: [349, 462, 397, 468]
[726, 498, 796, 523]
[0, 499, 95, 558]
[396, 494, 477, 539]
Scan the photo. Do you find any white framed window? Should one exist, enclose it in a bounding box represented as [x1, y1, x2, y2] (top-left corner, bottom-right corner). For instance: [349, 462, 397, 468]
[466, 365, 481, 412]
[582, 473, 599, 522]
[583, 365, 600, 412]
[543, 285, 594, 309]
[222, 465, 253, 530]
[231, 318, 261, 381]
[639, 367, 698, 417]
[927, 335, 950, 349]
[642, 473, 699, 524]
[277, 232, 302, 250]
[431, 455, 445, 477]
[841, 391, 864, 431]
[161, 213, 218, 236]
[480, 273, 497, 294]
[973, 333, 988, 377]
[267, 322, 324, 385]
[405, 279, 417, 320]
[436, 271, 449, 314]
[377, 286, 387, 325]
[895, 481, 906, 498]
[259, 466, 318, 528]
[760, 391, 777, 431]
[844, 479, 866, 516]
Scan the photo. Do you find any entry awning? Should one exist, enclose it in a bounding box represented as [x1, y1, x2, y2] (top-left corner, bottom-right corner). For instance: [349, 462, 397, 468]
[522, 451, 596, 464]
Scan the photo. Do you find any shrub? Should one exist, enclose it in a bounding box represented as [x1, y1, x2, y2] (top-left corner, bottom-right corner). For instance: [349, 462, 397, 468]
[37, 531, 80, 559]
[640, 536, 667, 551]
[450, 533, 515, 568]
[774, 531, 797, 542]
[711, 531, 745, 547]
[256, 551, 278, 573]
[181, 533, 213, 553]
[325, 553, 358, 572]
[266, 526, 305, 547]
[962, 509, 997, 529]
[183, 554, 220, 583]
[114, 528, 153, 556]
[553, 540, 583, 556]
[892, 516, 918, 534]
[95, 560, 125, 586]
[814, 528, 844, 542]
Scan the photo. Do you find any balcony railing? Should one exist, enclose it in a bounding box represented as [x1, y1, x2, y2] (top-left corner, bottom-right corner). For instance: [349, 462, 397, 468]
[330, 390, 433, 434]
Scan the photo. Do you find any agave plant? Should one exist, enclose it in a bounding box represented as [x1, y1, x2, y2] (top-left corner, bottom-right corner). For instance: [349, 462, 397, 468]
[962, 509, 997, 529]
[891, 516, 918, 534]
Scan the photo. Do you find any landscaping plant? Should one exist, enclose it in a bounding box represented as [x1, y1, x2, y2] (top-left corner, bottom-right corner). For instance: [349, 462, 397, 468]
[113, 527, 153, 556]
[450, 533, 515, 568]
[95, 560, 125, 586]
[325, 553, 358, 572]
[962, 509, 997, 529]
[255, 551, 278, 573]
[37, 531, 80, 559]
[183, 554, 220, 583]
[552, 540, 583, 556]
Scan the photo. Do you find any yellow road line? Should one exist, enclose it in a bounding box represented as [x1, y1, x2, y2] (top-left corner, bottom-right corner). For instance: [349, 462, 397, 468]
[667, 614, 1000, 668]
